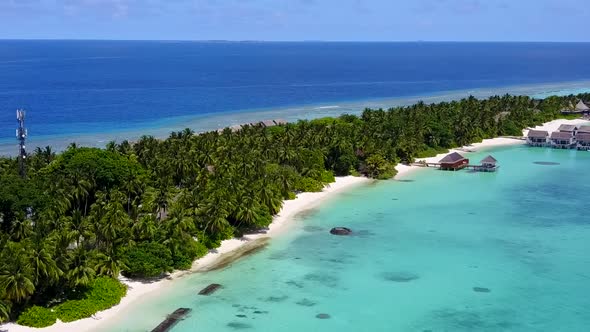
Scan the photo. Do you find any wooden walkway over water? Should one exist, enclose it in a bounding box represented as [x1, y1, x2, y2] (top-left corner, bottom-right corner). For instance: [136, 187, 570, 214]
[411, 162, 498, 172]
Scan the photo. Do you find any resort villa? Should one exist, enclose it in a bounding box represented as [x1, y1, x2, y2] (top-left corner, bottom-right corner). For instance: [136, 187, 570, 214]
[577, 125, 590, 150]
[576, 133, 590, 150]
[527, 130, 549, 146]
[526, 124, 590, 149]
[550, 131, 576, 149]
[550, 124, 578, 148]
[439, 152, 469, 171]
[471, 155, 499, 172]
[481, 155, 497, 168]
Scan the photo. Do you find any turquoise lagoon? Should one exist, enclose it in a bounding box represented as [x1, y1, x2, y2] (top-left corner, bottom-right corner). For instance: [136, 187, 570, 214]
[103, 145, 590, 332]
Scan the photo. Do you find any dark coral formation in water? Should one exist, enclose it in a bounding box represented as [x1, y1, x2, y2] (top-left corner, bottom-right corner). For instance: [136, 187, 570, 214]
[303, 272, 339, 288]
[262, 295, 289, 302]
[296, 298, 317, 307]
[380, 271, 420, 282]
[227, 322, 253, 329]
[316, 313, 331, 319]
[422, 308, 518, 331]
[533, 161, 560, 165]
[253, 310, 269, 314]
[473, 287, 491, 293]
[285, 280, 304, 288]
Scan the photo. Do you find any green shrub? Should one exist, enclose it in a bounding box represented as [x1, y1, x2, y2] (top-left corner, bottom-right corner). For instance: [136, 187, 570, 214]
[86, 277, 127, 309]
[54, 300, 94, 322]
[294, 177, 324, 192]
[333, 153, 357, 176]
[195, 241, 209, 259]
[286, 191, 297, 200]
[55, 277, 126, 322]
[415, 146, 448, 159]
[171, 239, 204, 270]
[363, 154, 397, 180]
[17, 306, 57, 328]
[320, 170, 336, 184]
[121, 242, 173, 278]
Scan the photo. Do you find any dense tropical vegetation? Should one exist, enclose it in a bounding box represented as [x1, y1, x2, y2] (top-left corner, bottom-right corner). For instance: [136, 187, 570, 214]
[0, 93, 586, 326]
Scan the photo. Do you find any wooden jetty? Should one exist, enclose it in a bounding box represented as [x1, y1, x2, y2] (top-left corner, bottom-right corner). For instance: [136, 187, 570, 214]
[198, 283, 222, 295]
[151, 308, 192, 332]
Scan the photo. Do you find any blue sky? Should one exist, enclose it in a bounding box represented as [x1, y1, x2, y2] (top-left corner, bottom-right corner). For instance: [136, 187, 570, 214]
[0, 0, 588, 41]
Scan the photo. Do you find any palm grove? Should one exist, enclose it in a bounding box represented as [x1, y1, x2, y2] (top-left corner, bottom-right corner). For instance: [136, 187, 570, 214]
[0, 93, 585, 326]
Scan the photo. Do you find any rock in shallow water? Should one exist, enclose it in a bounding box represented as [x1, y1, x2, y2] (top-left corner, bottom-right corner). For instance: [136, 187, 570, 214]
[316, 313, 331, 319]
[533, 161, 560, 166]
[330, 227, 352, 235]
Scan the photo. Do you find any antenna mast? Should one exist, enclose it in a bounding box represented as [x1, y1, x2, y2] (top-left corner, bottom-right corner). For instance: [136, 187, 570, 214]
[16, 109, 27, 178]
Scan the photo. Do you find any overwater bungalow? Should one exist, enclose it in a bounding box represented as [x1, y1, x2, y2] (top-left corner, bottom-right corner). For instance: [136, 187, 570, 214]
[550, 131, 575, 149]
[577, 125, 590, 134]
[576, 133, 590, 150]
[439, 152, 469, 171]
[472, 155, 499, 172]
[557, 124, 579, 134]
[526, 130, 549, 147]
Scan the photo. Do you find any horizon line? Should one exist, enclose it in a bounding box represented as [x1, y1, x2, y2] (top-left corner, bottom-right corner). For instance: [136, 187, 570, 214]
[1, 38, 589, 43]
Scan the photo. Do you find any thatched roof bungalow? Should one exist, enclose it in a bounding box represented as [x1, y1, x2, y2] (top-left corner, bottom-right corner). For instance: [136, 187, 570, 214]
[561, 100, 590, 115]
[575, 100, 590, 113]
[480, 155, 497, 167]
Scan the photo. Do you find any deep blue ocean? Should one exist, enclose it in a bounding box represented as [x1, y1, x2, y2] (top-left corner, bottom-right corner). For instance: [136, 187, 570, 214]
[1, 41, 590, 154]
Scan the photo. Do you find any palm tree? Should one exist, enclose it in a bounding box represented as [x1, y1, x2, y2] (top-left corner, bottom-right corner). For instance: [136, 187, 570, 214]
[94, 250, 126, 278]
[106, 141, 117, 152]
[0, 300, 11, 323]
[97, 193, 131, 250]
[66, 248, 95, 288]
[71, 178, 92, 215]
[132, 214, 158, 241]
[26, 239, 62, 285]
[0, 243, 35, 303]
[10, 219, 32, 242]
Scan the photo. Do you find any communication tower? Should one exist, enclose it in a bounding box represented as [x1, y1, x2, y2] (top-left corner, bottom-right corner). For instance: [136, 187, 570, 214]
[16, 109, 27, 177]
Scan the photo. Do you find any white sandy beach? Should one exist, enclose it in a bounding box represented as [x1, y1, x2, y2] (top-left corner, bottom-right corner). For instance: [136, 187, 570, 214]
[1, 176, 371, 332]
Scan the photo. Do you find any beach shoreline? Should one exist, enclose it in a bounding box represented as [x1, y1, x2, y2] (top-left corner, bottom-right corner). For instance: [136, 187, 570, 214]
[1, 176, 372, 332]
[3, 119, 589, 332]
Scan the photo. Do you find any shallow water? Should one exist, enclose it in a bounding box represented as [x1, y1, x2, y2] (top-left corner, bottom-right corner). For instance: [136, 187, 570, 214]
[99, 145, 590, 331]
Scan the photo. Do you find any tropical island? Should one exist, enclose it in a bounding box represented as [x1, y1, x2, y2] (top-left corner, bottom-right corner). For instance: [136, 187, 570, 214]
[0, 93, 589, 329]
